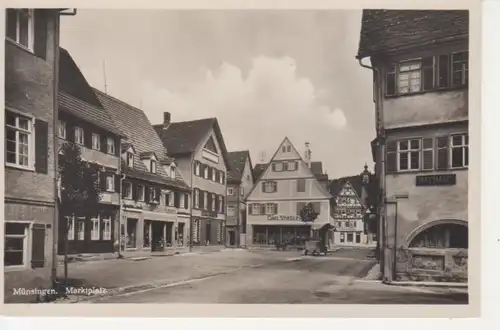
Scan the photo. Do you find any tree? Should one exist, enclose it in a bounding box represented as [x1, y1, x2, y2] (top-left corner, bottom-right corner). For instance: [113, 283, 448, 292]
[58, 143, 101, 287]
[299, 202, 319, 223]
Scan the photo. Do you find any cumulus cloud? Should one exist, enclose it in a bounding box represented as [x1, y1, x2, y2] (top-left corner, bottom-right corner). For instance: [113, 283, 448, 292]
[141, 56, 347, 164]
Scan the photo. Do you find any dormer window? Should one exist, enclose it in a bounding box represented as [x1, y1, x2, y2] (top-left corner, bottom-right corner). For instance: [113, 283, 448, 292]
[170, 165, 176, 179]
[126, 152, 134, 168]
[150, 160, 157, 174]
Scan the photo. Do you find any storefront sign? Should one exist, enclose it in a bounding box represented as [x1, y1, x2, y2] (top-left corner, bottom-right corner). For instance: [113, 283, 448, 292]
[267, 215, 301, 221]
[165, 207, 177, 214]
[416, 174, 456, 186]
[202, 210, 218, 218]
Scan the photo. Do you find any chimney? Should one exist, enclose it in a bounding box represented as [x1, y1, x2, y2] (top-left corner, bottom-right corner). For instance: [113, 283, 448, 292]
[163, 112, 171, 130]
[304, 142, 312, 168]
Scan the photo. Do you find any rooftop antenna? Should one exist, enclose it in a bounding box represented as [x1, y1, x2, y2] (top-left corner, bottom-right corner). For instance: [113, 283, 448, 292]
[103, 60, 108, 94]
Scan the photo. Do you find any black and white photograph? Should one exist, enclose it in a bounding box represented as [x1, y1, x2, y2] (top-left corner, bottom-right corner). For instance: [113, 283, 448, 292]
[2, 3, 479, 316]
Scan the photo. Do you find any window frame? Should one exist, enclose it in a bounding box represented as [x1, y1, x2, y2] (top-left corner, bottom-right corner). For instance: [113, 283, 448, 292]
[4, 221, 31, 269]
[150, 159, 157, 174]
[450, 133, 469, 169]
[263, 181, 277, 193]
[203, 191, 208, 210]
[74, 126, 84, 145]
[194, 189, 200, 209]
[5, 9, 35, 53]
[102, 216, 112, 240]
[5, 109, 35, 170]
[77, 218, 85, 241]
[251, 203, 261, 215]
[227, 187, 234, 196]
[92, 133, 101, 150]
[105, 174, 115, 192]
[124, 181, 133, 200]
[106, 137, 115, 155]
[397, 58, 423, 94]
[66, 216, 75, 241]
[396, 138, 422, 172]
[126, 152, 134, 168]
[137, 185, 145, 202]
[90, 216, 100, 241]
[58, 119, 66, 139]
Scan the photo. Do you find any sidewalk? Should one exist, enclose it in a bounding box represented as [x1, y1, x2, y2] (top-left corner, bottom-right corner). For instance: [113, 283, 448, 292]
[382, 280, 468, 289]
[51, 249, 296, 303]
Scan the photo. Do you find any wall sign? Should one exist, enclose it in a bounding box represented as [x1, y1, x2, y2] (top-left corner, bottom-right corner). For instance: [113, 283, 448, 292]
[267, 215, 301, 221]
[416, 174, 456, 186]
[202, 210, 218, 218]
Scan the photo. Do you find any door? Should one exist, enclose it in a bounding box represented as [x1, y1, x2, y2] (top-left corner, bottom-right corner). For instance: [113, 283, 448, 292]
[229, 231, 235, 246]
[205, 222, 212, 245]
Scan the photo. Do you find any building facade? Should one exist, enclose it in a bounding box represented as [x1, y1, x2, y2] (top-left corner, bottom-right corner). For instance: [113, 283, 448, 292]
[357, 10, 469, 282]
[329, 166, 377, 247]
[226, 151, 255, 247]
[56, 48, 124, 255]
[154, 114, 230, 247]
[4, 8, 64, 303]
[245, 138, 333, 247]
[95, 92, 191, 254]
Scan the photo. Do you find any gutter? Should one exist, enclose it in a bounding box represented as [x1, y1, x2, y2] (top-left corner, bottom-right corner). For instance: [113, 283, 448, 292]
[60, 9, 77, 16]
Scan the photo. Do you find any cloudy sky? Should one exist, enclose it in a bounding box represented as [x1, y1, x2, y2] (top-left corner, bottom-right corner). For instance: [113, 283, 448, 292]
[60, 10, 374, 178]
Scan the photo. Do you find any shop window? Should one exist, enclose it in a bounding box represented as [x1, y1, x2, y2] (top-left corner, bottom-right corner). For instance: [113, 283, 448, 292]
[347, 233, 353, 243]
[102, 216, 112, 240]
[356, 233, 361, 243]
[91, 216, 100, 240]
[409, 223, 468, 249]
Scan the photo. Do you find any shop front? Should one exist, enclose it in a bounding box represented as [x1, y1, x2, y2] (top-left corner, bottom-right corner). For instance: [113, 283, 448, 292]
[191, 210, 225, 246]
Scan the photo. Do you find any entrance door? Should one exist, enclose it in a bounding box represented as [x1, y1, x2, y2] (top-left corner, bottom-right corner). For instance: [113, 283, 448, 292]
[205, 222, 212, 245]
[151, 222, 165, 252]
[229, 231, 236, 246]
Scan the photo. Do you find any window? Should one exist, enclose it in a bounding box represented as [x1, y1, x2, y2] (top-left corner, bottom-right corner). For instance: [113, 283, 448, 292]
[219, 195, 224, 213]
[203, 165, 209, 179]
[4, 222, 29, 267]
[450, 134, 469, 168]
[124, 182, 132, 199]
[105, 175, 115, 192]
[220, 171, 225, 184]
[58, 120, 66, 139]
[262, 181, 277, 193]
[211, 194, 216, 211]
[386, 52, 468, 96]
[150, 160, 157, 174]
[251, 204, 261, 215]
[195, 162, 201, 176]
[274, 162, 283, 172]
[286, 146, 291, 152]
[240, 187, 244, 196]
[283, 162, 289, 171]
[126, 152, 134, 168]
[227, 206, 236, 216]
[297, 179, 306, 192]
[398, 60, 422, 94]
[179, 193, 185, 209]
[74, 126, 84, 145]
[149, 187, 157, 202]
[6, 9, 35, 51]
[227, 187, 234, 196]
[77, 219, 85, 241]
[288, 161, 297, 171]
[66, 216, 75, 240]
[203, 192, 208, 210]
[452, 52, 469, 86]
[281, 146, 286, 153]
[107, 137, 115, 155]
[212, 168, 216, 181]
[170, 166, 176, 179]
[169, 191, 175, 207]
[92, 133, 100, 150]
[265, 203, 277, 215]
[340, 233, 345, 243]
[194, 189, 200, 209]
[137, 185, 145, 201]
[102, 216, 112, 240]
[422, 138, 434, 170]
[397, 139, 421, 171]
[5, 110, 33, 168]
[91, 216, 100, 240]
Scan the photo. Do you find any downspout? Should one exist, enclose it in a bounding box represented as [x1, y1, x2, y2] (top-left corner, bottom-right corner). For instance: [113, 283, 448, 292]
[189, 154, 194, 252]
[60, 9, 77, 16]
[52, 10, 61, 289]
[357, 57, 387, 277]
[119, 169, 126, 258]
[236, 181, 241, 248]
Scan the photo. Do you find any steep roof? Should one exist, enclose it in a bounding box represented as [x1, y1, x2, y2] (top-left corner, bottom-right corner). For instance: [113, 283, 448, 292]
[59, 47, 102, 107]
[58, 92, 124, 137]
[329, 173, 378, 208]
[93, 88, 189, 190]
[310, 161, 329, 182]
[153, 118, 231, 170]
[356, 10, 469, 59]
[227, 150, 252, 184]
[252, 163, 267, 181]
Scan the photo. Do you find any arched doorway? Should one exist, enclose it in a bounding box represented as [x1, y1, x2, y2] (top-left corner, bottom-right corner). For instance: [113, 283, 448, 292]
[408, 222, 468, 249]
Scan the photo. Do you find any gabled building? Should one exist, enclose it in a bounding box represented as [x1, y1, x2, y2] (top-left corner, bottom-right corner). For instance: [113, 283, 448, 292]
[329, 165, 378, 247]
[57, 48, 125, 255]
[245, 138, 333, 247]
[154, 113, 231, 247]
[95, 93, 191, 254]
[357, 10, 469, 282]
[4, 8, 72, 303]
[226, 150, 255, 247]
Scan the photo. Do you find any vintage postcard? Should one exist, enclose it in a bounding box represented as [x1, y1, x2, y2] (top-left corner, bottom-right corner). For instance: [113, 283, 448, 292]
[1, 0, 481, 318]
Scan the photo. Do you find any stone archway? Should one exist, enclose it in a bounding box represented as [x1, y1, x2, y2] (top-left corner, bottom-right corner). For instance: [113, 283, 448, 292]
[405, 219, 468, 249]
